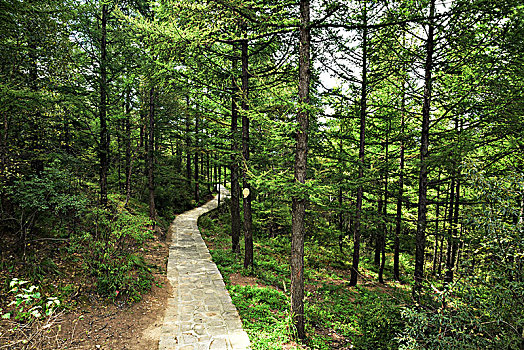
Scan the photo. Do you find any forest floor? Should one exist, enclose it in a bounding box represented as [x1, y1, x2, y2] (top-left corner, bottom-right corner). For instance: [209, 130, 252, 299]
[2, 194, 410, 350]
[0, 226, 171, 350]
[198, 207, 411, 350]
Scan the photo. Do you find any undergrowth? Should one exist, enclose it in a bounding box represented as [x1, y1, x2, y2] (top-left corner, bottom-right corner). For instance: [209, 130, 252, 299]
[199, 204, 410, 349]
[0, 193, 162, 347]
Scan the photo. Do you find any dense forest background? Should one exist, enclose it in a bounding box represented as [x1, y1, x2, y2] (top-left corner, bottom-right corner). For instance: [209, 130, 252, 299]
[0, 0, 523, 349]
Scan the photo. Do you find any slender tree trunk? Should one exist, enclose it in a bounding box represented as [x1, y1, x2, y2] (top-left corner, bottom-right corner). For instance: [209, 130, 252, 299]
[394, 102, 405, 282]
[117, 116, 122, 192]
[147, 86, 156, 221]
[241, 33, 254, 270]
[377, 179, 384, 281]
[230, 49, 241, 254]
[374, 215, 381, 266]
[207, 152, 210, 194]
[213, 154, 217, 190]
[0, 112, 7, 176]
[379, 124, 390, 284]
[125, 88, 132, 201]
[432, 171, 442, 275]
[445, 119, 461, 283]
[194, 112, 200, 203]
[445, 172, 456, 283]
[99, 3, 109, 207]
[291, 0, 310, 340]
[414, 0, 435, 293]
[447, 176, 461, 282]
[176, 140, 182, 172]
[349, 5, 367, 287]
[186, 96, 192, 191]
[437, 183, 449, 277]
[338, 159, 344, 253]
[218, 163, 221, 206]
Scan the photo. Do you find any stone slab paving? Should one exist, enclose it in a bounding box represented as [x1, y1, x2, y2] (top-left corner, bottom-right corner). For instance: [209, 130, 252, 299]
[158, 186, 251, 350]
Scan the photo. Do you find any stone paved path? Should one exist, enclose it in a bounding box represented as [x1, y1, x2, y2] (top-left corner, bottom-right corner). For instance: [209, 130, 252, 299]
[158, 186, 251, 350]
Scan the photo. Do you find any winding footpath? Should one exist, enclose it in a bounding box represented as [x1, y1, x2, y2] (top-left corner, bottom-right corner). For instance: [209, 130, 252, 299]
[158, 186, 251, 350]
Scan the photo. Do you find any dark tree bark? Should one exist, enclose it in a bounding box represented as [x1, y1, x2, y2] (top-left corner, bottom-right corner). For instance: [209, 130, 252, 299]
[213, 153, 217, 189]
[338, 138, 344, 253]
[147, 86, 156, 221]
[218, 163, 221, 206]
[0, 113, 7, 177]
[445, 120, 461, 284]
[125, 87, 132, 204]
[230, 49, 241, 254]
[194, 112, 200, 203]
[414, 0, 435, 293]
[436, 181, 450, 277]
[207, 152, 210, 194]
[291, 0, 310, 340]
[99, 3, 109, 207]
[446, 174, 461, 283]
[176, 140, 182, 172]
[444, 171, 456, 283]
[379, 122, 390, 284]
[241, 34, 254, 270]
[349, 5, 367, 287]
[394, 98, 405, 281]
[377, 182, 384, 271]
[432, 171, 442, 275]
[186, 96, 192, 191]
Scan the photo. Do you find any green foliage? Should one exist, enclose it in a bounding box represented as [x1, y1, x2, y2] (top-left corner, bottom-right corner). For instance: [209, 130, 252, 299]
[7, 161, 86, 215]
[1, 278, 60, 322]
[200, 207, 408, 349]
[306, 284, 404, 350]
[397, 285, 508, 350]
[69, 205, 155, 302]
[229, 285, 295, 350]
[398, 164, 524, 349]
[3, 160, 88, 241]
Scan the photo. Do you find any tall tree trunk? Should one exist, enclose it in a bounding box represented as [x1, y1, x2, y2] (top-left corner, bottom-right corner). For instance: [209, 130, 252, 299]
[194, 112, 200, 203]
[186, 96, 192, 191]
[377, 178, 384, 280]
[125, 87, 132, 204]
[291, 0, 310, 340]
[207, 151, 210, 194]
[445, 172, 456, 283]
[117, 115, 122, 192]
[445, 119, 461, 283]
[218, 163, 221, 206]
[437, 182, 449, 278]
[230, 49, 241, 254]
[394, 98, 405, 281]
[414, 0, 435, 293]
[213, 153, 217, 189]
[241, 33, 254, 270]
[147, 86, 156, 221]
[349, 5, 367, 287]
[176, 140, 182, 172]
[379, 123, 390, 284]
[446, 175, 461, 283]
[0, 112, 7, 177]
[338, 137, 344, 253]
[432, 171, 442, 275]
[99, 3, 109, 207]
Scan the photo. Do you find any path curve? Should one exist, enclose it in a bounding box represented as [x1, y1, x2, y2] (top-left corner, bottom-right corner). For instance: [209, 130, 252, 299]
[158, 185, 251, 350]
